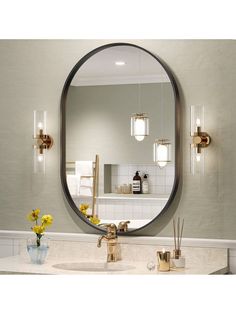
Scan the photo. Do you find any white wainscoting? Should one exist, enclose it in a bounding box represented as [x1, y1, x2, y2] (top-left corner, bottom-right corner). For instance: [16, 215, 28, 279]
[229, 249, 236, 274]
[0, 230, 236, 273]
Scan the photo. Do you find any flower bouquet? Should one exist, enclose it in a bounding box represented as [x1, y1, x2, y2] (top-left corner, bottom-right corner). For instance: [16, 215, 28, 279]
[79, 203, 100, 225]
[26, 208, 53, 264]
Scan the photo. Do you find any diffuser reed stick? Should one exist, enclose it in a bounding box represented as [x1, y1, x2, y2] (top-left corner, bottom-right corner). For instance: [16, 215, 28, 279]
[177, 217, 180, 250]
[173, 218, 177, 251]
[173, 217, 184, 259]
[179, 218, 184, 248]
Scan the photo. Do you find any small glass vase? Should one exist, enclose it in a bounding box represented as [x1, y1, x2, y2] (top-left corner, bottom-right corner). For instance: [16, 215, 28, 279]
[27, 236, 49, 264]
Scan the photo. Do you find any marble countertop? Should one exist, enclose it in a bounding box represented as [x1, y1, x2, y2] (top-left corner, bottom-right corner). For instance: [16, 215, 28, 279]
[0, 255, 228, 275]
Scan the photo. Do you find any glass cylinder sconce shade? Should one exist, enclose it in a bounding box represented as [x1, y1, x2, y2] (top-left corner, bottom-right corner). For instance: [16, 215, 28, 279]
[34, 110, 47, 138]
[131, 113, 149, 141]
[190, 147, 205, 175]
[33, 110, 53, 174]
[190, 105, 211, 175]
[33, 149, 46, 174]
[190, 105, 204, 136]
[153, 139, 171, 168]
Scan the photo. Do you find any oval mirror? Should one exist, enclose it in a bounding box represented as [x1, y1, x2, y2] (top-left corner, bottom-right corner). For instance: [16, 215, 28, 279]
[61, 43, 180, 234]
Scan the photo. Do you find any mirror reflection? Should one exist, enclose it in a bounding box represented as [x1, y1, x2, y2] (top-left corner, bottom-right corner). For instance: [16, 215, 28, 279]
[64, 44, 176, 231]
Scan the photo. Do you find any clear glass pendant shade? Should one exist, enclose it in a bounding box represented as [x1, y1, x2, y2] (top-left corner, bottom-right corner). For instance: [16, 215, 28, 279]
[153, 139, 171, 168]
[131, 113, 149, 141]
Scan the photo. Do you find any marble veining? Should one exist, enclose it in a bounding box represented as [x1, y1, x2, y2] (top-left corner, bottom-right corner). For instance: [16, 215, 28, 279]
[0, 233, 229, 275]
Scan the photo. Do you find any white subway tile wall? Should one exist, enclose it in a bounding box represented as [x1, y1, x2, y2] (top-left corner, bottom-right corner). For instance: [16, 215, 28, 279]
[72, 163, 174, 222]
[97, 198, 166, 221]
[111, 164, 174, 195]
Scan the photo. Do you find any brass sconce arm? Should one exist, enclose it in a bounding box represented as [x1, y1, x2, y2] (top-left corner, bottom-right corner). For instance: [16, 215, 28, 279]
[191, 127, 211, 153]
[33, 131, 53, 153]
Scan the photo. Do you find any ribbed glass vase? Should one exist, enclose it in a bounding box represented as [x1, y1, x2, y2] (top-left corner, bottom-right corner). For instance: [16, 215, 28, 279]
[27, 236, 49, 264]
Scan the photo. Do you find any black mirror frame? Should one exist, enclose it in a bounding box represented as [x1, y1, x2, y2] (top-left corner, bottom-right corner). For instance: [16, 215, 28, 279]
[60, 42, 180, 235]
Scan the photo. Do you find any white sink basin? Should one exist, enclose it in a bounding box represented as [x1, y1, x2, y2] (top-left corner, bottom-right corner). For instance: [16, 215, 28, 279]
[52, 262, 135, 273]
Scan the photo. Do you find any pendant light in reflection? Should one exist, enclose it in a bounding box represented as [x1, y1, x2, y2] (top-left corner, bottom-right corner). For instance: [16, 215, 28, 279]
[153, 83, 171, 168]
[131, 113, 149, 141]
[130, 50, 149, 141]
[153, 139, 171, 168]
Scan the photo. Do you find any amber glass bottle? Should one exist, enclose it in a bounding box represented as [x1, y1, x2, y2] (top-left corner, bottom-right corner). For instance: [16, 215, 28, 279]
[132, 171, 141, 194]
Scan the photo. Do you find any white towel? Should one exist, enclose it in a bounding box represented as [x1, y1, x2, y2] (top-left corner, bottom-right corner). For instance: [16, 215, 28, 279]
[67, 174, 81, 196]
[75, 161, 93, 177]
[80, 177, 93, 187]
[79, 186, 93, 196]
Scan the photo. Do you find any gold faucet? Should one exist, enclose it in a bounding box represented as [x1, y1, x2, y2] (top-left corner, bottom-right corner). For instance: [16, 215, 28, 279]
[117, 220, 130, 232]
[97, 223, 120, 262]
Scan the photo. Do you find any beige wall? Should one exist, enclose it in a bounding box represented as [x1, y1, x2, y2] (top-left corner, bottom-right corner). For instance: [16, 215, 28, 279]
[0, 40, 235, 239]
[66, 83, 174, 163]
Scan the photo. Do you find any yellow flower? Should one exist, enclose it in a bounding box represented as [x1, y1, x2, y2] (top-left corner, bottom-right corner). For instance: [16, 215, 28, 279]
[89, 216, 100, 225]
[32, 225, 45, 234]
[27, 208, 40, 222]
[80, 203, 89, 211]
[80, 209, 87, 216]
[41, 214, 53, 226]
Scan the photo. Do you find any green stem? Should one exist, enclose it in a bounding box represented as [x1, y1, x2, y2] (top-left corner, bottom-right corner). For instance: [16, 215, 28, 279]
[35, 219, 40, 246]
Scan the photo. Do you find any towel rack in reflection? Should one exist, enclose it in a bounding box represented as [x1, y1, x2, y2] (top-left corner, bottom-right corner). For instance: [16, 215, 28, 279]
[66, 154, 99, 218]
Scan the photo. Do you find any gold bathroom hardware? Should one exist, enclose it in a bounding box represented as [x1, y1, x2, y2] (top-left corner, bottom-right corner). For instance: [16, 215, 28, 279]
[191, 127, 211, 153]
[117, 221, 130, 232]
[34, 130, 53, 154]
[190, 105, 211, 174]
[33, 110, 53, 174]
[97, 223, 120, 262]
[157, 250, 171, 272]
[33, 110, 53, 153]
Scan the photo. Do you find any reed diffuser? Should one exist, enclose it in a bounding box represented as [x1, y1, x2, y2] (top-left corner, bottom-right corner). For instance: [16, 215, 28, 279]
[173, 217, 184, 259]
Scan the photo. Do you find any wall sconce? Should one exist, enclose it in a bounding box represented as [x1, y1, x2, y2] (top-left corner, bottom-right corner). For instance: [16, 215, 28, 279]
[190, 105, 211, 174]
[33, 110, 53, 173]
[131, 113, 149, 141]
[153, 139, 171, 168]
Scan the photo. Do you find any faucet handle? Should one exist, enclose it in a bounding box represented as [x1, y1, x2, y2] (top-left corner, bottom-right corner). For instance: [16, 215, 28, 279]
[99, 223, 117, 237]
[117, 221, 130, 232]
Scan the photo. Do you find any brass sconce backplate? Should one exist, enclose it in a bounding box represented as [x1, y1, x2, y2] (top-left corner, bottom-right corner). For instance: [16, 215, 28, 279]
[191, 127, 211, 153]
[34, 131, 53, 154]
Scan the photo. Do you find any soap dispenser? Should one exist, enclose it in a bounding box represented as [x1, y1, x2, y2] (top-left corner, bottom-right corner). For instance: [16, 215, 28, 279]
[142, 174, 149, 194]
[132, 171, 141, 194]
